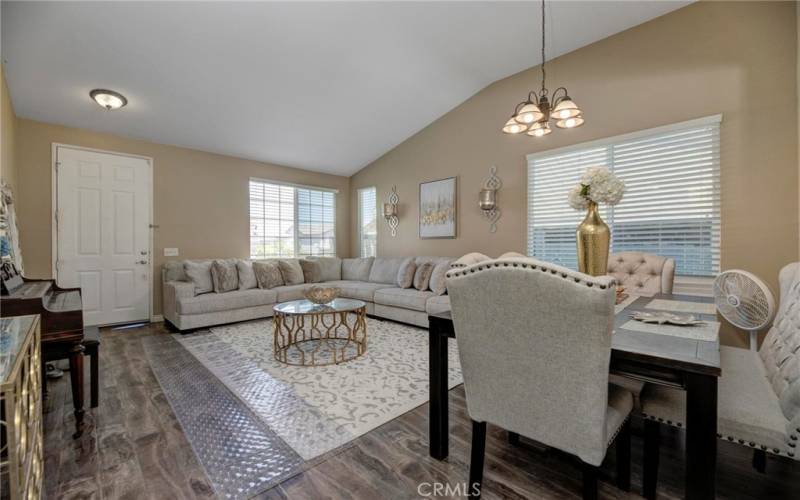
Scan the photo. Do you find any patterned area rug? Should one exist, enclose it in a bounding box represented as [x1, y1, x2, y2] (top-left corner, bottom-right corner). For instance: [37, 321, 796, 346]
[147, 317, 461, 498]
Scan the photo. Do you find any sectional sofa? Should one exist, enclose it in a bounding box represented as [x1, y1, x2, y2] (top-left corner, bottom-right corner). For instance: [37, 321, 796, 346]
[162, 256, 454, 331]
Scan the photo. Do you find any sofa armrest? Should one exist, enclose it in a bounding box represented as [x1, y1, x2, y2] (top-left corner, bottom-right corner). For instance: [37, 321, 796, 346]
[162, 280, 195, 325]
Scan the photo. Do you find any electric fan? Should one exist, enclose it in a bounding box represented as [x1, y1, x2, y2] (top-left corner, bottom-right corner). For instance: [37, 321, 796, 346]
[713, 270, 776, 351]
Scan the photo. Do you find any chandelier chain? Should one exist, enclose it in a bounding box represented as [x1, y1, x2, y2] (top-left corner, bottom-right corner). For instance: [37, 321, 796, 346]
[540, 0, 546, 95]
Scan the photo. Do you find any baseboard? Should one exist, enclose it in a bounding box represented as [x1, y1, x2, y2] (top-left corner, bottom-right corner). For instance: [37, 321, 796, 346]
[150, 314, 164, 323]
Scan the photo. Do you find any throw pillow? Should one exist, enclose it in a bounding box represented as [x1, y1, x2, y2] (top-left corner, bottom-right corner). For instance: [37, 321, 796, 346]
[253, 261, 284, 289]
[237, 260, 257, 290]
[450, 252, 491, 269]
[299, 259, 322, 283]
[396, 258, 416, 288]
[342, 257, 374, 281]
[184, 261, 214, 295]
[428, 260, 451, 296]
[278, 259, 305, 285]
[413, 262, 434, 291]
[211, 259, 239, 293]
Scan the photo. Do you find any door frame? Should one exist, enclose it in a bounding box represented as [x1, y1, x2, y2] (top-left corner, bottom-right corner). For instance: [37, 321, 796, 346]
[51, 143, 156, 324]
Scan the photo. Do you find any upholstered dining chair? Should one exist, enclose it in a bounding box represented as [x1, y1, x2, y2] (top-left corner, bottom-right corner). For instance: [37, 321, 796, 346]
[607, 251, 676, 295]
[638, 262, 800, 499]
[446, 256, 634, 500]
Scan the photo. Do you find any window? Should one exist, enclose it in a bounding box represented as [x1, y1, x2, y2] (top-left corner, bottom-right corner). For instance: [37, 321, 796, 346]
[527, 115, 721, 278]
[250, 179, 336, 258]
[358, 187, 377, 257]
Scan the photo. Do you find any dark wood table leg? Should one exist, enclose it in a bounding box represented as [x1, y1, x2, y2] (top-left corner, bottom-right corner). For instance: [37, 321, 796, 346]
[685, 372, 718, 500]
[89, 345, 99, 408]
[68, 344, 86, 439]
[429, 319, 449, 460]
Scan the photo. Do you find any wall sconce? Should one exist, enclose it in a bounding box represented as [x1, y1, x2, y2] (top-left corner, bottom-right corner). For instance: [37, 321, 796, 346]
[384, 185, 399, 237]
[480, 166, 502, 233]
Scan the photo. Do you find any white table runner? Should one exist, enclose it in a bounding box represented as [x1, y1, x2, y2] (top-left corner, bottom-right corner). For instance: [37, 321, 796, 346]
[620, 319, 720, 342]
[645, 299, 716, 316]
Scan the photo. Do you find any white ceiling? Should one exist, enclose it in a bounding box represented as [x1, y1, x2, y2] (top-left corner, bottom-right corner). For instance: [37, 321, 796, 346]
[2, 1, 690, 176]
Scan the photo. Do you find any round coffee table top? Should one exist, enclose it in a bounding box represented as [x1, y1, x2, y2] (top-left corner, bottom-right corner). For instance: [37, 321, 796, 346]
[273, 298, 366, 315]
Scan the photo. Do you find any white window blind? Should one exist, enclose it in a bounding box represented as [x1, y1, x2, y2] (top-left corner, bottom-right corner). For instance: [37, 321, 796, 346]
[527, 116, 721, 277]
[358, 187, 377, 257]
[250, 179, 336, 258]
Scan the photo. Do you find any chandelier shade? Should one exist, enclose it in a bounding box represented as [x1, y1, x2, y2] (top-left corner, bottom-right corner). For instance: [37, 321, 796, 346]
[555, 116, 585, 129]
[502, 117, 529, 135]
[552, 98, 581, 120]
[527, 121, 552, 137]
[499, 0, 584, 138]
[514, 102, 544, 124]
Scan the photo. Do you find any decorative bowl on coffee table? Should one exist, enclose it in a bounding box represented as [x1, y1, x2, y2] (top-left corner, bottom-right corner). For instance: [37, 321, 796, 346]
[303, 286, 340, 305]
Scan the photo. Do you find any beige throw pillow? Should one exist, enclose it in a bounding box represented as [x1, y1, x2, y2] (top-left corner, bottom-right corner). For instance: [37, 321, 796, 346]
[428, 261, 451, 296]
[413, 262, 434, 291]
[211, 259, 239, 293]
[396, 258, 416, 289]
[278, 259, 305, 285]
[237, 260, 257, 290]
[253, 261, 284, 289]
[184, 261, 214, 295]
[299, 260, 322, 283]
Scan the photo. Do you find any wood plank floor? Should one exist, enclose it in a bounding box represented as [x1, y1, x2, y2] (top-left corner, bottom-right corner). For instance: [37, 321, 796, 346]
[45, 322, 800, 499]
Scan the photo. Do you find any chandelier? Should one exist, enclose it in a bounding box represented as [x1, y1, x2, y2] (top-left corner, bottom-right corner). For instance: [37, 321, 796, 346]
[502, 0, 584, 137]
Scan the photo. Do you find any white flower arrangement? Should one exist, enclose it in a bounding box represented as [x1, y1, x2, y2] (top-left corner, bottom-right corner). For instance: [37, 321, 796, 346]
[567, 167, 625, 210]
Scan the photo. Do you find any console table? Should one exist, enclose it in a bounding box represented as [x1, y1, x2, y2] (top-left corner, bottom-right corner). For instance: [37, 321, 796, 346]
[0, 315, 44, 500]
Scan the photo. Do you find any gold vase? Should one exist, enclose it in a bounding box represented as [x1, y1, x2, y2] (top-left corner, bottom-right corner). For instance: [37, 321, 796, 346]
[576, 201, 610, 276]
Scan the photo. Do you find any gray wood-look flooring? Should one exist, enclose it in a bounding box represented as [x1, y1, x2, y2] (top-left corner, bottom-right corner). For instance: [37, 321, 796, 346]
[45, 323, 800, 499]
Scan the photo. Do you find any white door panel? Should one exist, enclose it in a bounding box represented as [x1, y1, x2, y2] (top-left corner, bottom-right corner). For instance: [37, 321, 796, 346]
[56, 146, 151, 326]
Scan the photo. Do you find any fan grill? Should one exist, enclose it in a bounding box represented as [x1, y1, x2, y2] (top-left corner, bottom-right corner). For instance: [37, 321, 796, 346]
[713, 271, 775, 331]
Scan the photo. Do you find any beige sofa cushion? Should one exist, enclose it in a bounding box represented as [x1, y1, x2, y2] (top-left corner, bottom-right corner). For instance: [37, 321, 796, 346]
[342, 257, 374, 281]
[211, 259, 239, 293]
[324, 280, 386, 302]
[275, 283, 314, 302]
[237, 260, 257, 290]
[426, 295, 451, 315]
[368, 258, 406, 284]
[374, 288, 434, 312]
[184, 261, 214, 295]
[307, 257, 342, 281]
[177, 288, 277, 315]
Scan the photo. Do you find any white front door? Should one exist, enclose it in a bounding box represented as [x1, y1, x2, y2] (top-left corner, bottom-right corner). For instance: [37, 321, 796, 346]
[55, 146, 151, 326]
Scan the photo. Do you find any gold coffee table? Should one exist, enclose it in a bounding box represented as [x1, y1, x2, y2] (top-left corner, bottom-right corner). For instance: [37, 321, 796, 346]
[272, 298, 367, 366]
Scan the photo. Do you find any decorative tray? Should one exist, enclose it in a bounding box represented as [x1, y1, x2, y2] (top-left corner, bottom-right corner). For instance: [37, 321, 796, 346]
[630, 311, 705, 326]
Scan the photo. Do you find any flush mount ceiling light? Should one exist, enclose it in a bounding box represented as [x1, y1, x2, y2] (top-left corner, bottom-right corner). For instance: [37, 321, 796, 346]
[89, 89, 127, 110]
[502, 0, 584, 137]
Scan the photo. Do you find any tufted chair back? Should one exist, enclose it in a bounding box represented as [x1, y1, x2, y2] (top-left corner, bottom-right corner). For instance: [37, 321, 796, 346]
[607, 252, 675, 295]
[759, 262, 800, 428]
[446, 256, 618, 466]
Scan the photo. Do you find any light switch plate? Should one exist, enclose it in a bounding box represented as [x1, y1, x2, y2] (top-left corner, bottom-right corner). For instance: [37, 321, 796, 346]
[164, 248, 179, 257]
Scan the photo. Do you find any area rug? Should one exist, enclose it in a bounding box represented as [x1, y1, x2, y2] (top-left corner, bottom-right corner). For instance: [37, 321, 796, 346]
[146, 317, 461, 498]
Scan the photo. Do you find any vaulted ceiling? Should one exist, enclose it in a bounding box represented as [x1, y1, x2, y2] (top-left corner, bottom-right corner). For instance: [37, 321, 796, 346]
[2, 1, 691, 175]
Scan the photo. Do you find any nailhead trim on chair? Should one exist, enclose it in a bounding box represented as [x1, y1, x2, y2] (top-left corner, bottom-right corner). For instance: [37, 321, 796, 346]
[447, 259, 613, 290]
[641, 413, 799, 460]
[605, 415, 630, 447]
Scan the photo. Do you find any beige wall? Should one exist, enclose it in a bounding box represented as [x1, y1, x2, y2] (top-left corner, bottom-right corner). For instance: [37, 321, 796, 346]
[351, 1, 798, 341]
[1, 65, 17, 193]
[14, 119, 350, 315]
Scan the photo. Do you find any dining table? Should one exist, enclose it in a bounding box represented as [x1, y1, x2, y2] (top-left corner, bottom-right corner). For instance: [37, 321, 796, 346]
[427, 293, 720, 500]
